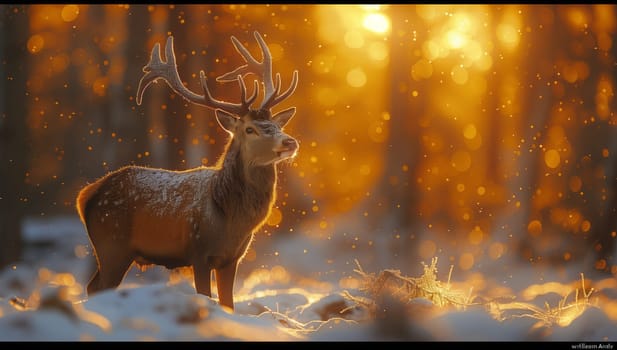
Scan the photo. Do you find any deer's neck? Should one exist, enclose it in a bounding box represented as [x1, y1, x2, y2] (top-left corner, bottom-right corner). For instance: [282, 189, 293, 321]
[211, 140, 276, 218]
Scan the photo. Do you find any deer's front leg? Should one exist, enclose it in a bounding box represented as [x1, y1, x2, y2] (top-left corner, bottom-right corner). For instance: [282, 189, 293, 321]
[193, 262, 212, 297]
[215, 259, 239, 311]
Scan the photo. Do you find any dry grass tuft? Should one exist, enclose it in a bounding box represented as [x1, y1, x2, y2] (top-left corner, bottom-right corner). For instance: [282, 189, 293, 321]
[486, 273, 595, 327]
[342, 257, 475, 317]
[341, 258, 596, 330]
[258, 306, 358, 339]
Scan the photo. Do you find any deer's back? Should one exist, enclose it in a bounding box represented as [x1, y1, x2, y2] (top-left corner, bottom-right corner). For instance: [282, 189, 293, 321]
[80, 166, 215, 258]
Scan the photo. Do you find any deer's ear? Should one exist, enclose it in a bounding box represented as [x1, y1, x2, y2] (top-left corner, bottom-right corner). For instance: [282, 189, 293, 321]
[272, 107, 296, 128]
[215, 110, 237, 134]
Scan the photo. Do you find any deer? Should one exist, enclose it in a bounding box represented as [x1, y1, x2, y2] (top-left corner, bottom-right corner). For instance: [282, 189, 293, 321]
[76, 31, 299, 311]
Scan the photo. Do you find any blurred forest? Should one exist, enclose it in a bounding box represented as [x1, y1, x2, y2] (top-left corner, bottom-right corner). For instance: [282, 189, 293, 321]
[0, 4, 615, 277]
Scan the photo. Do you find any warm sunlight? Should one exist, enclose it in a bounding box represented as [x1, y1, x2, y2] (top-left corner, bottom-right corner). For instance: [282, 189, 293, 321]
[362, 13, 390, 34]
[1, 3, 616, 342]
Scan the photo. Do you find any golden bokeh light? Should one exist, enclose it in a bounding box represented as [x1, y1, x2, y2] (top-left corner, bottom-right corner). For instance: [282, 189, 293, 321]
[61, 5, 80, 22]
[581, 220, 591, 233]
[346, 68, 367, 88]
[266, 207, 283, 226]
[446, 30, 467, 49]
[444, 12, 473, 51]
[419, 239, 437, 259]
[450, 65, 469, 85]
[92, 76, 108, 97]
[602, 148, 610, 158]
[463, 123, 477, 140]
[367, 41, 388, 62]
[468, 225, 484, 245]
[596, 75, 614, 120]
[459, 253, 475, 270]
[527, 220, 543, 236]
[423, 39, 445, 61]
[344, 30, 365, 49]
[363, 13, 390, 34]
[566, 6, 588, 30]
[27, 34, 45, 54]
[544, 149, 561, 169]
[496, 22, 519, 49]
[465, 41, 483, 62]
[464, 133, 483, 150]
[475, 53, 492, 71]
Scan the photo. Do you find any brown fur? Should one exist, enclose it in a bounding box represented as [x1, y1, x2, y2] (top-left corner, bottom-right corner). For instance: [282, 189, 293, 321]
[77, 110, 297, 311]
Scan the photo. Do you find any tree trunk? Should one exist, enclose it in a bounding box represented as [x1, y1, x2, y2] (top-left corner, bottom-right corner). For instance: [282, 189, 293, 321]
[145, 5, 170, 169]
[490, 5, 555, 262]
[182, 5, 216, 169]
[364, 5, 424, 269]
[0, 5, 30, 268]
[583, 4, 617, 271]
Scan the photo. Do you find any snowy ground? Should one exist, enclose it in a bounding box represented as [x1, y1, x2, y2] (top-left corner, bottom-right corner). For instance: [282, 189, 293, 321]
[0, 215, 616, 341]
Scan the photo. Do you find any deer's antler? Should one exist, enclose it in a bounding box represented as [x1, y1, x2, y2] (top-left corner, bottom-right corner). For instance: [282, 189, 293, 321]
[216, 31, 299, 112]
[136, 36, 258, 116]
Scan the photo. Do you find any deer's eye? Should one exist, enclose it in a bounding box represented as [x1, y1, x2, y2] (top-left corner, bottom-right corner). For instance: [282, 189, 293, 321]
[245, 127, 255, 134]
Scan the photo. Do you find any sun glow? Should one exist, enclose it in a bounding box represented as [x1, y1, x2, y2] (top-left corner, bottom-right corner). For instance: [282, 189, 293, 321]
[446, 30, 467, 49]
[363, 13, 390, 34]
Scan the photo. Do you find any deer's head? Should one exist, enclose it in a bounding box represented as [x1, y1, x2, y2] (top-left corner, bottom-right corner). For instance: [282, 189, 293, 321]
[136, 31, 299, 166]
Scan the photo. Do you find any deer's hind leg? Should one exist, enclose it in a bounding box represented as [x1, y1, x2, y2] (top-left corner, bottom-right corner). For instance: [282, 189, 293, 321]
[84, 206, 134, 296]
[87, 246, 134, 295]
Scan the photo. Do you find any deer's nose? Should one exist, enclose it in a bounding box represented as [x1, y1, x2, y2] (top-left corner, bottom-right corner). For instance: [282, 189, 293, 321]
[282, 138, 298, 150]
